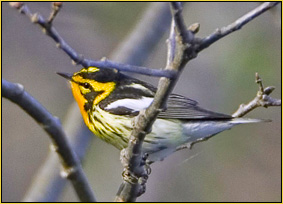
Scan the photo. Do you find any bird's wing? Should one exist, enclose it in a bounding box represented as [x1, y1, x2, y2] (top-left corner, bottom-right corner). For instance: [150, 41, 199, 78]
[158, 94, 232, 120]
[100, 79, 231, 120]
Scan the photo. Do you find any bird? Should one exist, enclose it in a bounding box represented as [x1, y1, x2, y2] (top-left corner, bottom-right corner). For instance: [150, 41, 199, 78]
[58, 66, 264, 162]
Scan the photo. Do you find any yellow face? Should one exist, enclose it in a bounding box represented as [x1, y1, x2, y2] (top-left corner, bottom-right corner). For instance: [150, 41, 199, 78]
[69, 67, 116, 130]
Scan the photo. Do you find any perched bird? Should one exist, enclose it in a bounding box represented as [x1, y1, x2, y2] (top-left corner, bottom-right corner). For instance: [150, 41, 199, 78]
[58, 67, 263, 162]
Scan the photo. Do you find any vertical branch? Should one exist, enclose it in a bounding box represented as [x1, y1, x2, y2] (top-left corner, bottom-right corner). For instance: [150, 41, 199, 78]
[170, 2, 194, 44]
[115, 6, 192, 202]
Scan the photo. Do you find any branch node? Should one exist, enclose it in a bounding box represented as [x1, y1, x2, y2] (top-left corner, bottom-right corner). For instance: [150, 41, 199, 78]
[233, 73, 280, 117]
[56, 42, 61, 48]
[264, 86, 275, 95]
[31, 13, 40, 23]
[129, 137, 138, 145]
[188, 23, 200, 34]
[52, 2, 63, 8]
[122, 169, 139, 184]
[100, 57, 107, 62]
[60, 167, 78, 179]
[14, 83, 25, 96]
[72, 54, 84, 66]
[49, 143, 59, 153]
[48, 2, 63, 24]
[42, 27, 47, 35]
[9, 2, 24, 10]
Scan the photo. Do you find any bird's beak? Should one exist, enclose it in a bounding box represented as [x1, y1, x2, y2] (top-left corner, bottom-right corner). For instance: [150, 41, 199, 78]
[57, 72, 73, 81]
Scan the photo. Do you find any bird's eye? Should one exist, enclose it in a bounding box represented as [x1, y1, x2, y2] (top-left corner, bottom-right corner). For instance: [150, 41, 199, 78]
[83, 83, 90, 89]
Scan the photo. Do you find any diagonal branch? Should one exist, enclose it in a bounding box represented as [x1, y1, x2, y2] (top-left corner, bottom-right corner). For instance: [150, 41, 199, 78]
[9, 2, 176, 79]
[115, 16, 190, 204]
[19, 2, 172, 202]
[8, 1, 280, 202]
[197, 2, 279, 52]
[177, 73, 281, 152]
[115, 2, 280, 201]
[2, 79, 96, 202]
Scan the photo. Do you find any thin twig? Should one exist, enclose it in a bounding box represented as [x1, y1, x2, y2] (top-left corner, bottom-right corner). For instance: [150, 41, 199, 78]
[232, 73, 281, 117]
[18, 2, 172, 202]
[176, 73, 282, 151]
[47, 2, 63, 24]
[170, 2, 194, 44]
[115, 2, 280, 201]
[197, 2, 279, 52]
[8, 1, 280, 202]
[2, 79, 96, 202]
[9, 2, 176, 79]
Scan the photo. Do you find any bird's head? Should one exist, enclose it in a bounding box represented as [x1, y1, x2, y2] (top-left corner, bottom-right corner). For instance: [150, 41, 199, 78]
[57, 67, 118, 122]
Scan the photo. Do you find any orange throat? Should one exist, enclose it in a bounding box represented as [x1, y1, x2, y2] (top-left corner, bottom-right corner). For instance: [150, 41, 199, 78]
[70, 82, 91, 128]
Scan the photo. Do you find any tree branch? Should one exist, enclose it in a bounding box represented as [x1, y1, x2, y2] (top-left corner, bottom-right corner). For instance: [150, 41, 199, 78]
[22, 105, 93, 202]
[176, 73, 281, 152]
[197, 2, 279, 52]
[8, 1, 280, 202]
[114, 2, 280, 201]
[232, 73, 281, 117]
[2, 79, 96, 202]
[17, 2, 172, 202]
[9, 2, 176, 79]
[115, 12, 191, 203]
[170, 2, 194, 44]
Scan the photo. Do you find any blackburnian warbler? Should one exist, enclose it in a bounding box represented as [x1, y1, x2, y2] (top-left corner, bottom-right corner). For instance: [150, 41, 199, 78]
[58, 67, 263, 162]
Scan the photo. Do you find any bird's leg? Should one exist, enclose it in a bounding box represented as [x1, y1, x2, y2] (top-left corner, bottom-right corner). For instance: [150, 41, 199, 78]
[120, 149, 151, 196]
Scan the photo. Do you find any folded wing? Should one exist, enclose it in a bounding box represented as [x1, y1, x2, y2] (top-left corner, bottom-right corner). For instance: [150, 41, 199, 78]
[158, 94, 232, 120]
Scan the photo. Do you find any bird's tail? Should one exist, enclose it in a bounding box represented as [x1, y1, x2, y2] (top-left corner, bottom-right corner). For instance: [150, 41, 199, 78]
[230, 117, 271, 124]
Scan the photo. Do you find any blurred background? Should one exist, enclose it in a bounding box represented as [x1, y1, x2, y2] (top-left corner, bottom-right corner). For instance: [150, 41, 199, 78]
[2, 2, 281, 202]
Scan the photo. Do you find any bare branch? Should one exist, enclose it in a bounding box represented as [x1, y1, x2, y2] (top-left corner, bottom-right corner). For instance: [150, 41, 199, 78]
[19, 2, 172, 202]
[8, 1, 280, 202]
[197, 2, 279, 52]
[47, 2, 63, 24]
[170, 2, 194, 44]
[115, 2, 280, 201]
[9, 2, 176, 79]
[2, 79, 96, 202]
[23, 107, 93, 202]
[232, 73, 281, 118]
[115, 17, 190, 203]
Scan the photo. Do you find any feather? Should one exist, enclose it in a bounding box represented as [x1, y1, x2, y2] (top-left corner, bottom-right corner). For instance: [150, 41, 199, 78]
[158, 94, 232, 120]
[99, 73, 231, 119]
